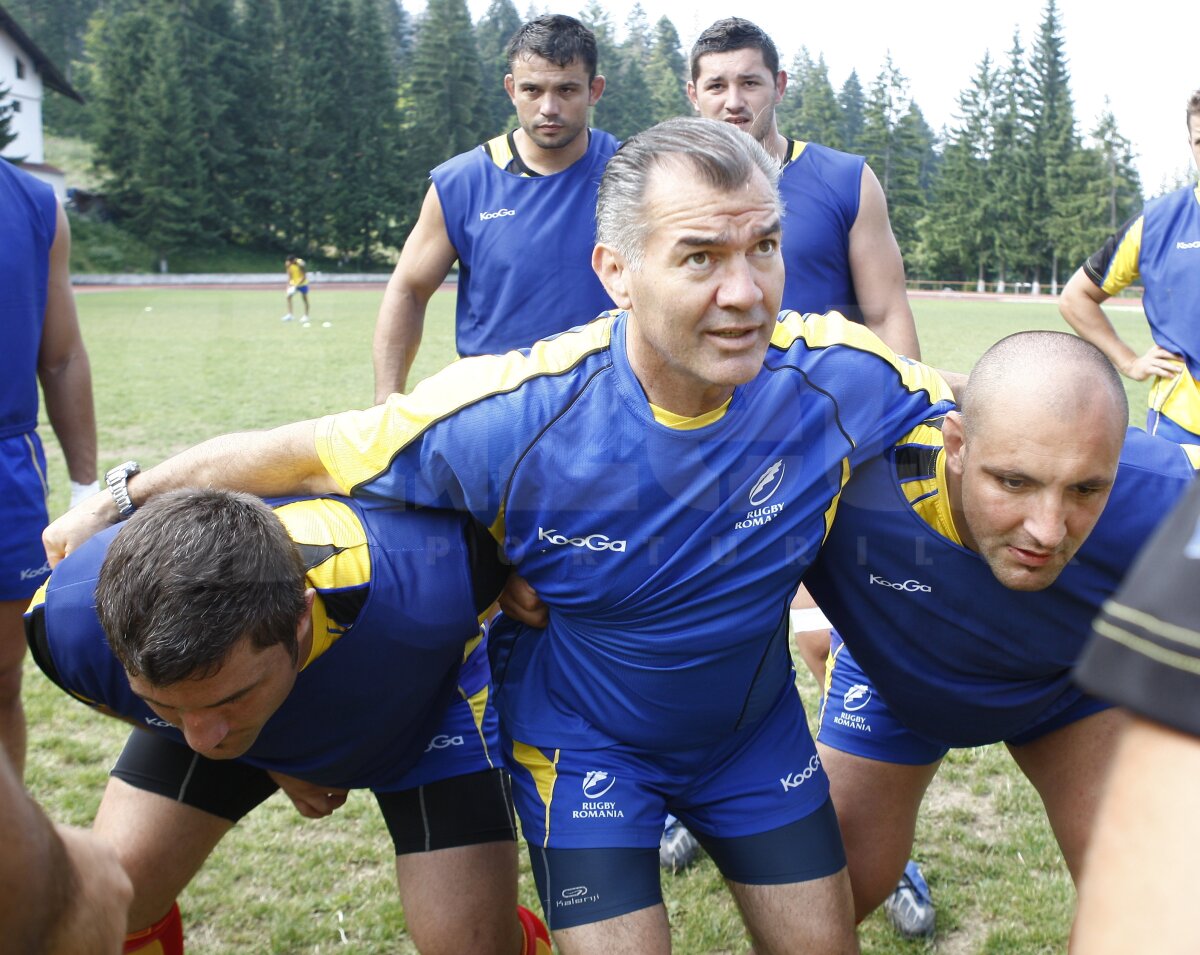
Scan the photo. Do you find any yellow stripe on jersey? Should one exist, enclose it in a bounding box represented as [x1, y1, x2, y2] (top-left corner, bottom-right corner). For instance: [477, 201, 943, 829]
[273, 498, 371, 666]
[511, 741, 560, 848]
[773, 311, 955, 405]
[784, 140, 808, 166]
[1092, 615, 1200, 677]
[649, 397, 732, 429]
[1099, 215, 1143, 295]
[1149, 367, 1200, 437]
[27, 578, 49, 615]
[461, 682, 497, 768]
[315, 317, 615, 496]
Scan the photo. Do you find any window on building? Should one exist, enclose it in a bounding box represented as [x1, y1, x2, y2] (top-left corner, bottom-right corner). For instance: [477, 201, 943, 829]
[14, 57, 24, 79]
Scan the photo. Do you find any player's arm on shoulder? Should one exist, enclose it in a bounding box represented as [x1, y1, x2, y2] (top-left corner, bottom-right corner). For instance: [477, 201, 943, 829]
[848, 164, 921, 361]
[1059, 266, 1183, 381]
[373, 183, 460, 402]
[38, 203, 98, 487]
[44, 420, 338, 566]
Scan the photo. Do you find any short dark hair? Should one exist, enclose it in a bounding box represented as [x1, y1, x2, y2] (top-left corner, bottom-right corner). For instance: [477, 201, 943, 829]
[1188, 89, 1200, 125]
[689, 17, 779, 81]
[505, 14, 598, 80]
[96, 489, 306, 686]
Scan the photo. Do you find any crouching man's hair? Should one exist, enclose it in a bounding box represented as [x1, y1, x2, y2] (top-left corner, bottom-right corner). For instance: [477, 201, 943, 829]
[96, 488, 306, 685]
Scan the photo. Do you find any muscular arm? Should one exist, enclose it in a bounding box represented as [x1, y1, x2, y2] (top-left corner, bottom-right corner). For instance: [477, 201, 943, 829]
[38, 204, 97, 485]
[0, 743, 131, 954]
[848, 165, 921, 360]
[44, 420, 339, 565]
[1059, 266, 1183, 381]
[372, 184, 459, 402]
[1072, 716, 1200, 954]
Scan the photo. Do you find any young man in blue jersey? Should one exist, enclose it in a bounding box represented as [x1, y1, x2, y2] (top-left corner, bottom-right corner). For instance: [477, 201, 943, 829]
[372, 14, 618, 400]
[48, 117, 956, 954]
[1060, 88, 1200, 444]
[0, 158, 98, 779]
[804, 332, 1198, 927]
[28, 489, 549, 955]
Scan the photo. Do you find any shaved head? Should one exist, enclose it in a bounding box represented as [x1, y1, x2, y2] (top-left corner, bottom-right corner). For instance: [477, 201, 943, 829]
[960, 331, 1128, 445]
[945, 331, 1129, 591]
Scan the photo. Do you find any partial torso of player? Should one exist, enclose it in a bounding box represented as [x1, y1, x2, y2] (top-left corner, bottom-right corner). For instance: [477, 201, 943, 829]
[1086, 184, 1200, 436]
[0, 160, 57, 438]
[315, 311, 951, 752]
[26, 499, 499, 789]
[431, 128, 620, 357]
[804, 422, 1199, 746]
[287, 259, 307, 286]
[778, 140, 865, 321]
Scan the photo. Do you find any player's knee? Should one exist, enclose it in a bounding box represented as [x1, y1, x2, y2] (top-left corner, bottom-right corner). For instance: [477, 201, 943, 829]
[405, 912, 520, 955]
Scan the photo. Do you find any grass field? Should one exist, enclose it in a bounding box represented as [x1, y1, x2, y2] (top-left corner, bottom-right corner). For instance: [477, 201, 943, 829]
[25, 289, 1156, 953]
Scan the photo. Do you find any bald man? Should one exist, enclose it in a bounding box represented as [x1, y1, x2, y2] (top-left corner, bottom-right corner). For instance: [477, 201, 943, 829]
[802, 331, 1199, 922]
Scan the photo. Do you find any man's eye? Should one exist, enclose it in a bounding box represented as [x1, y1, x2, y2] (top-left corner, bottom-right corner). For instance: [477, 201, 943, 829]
[755, 239, 778, 254]
[687, 252, 710, 267]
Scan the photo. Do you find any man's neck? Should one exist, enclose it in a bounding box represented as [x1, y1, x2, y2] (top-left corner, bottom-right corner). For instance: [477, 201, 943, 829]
[511, 127, 589, 176]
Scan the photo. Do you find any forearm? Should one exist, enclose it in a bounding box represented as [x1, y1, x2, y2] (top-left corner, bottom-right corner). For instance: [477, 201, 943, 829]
[40, 350, 97, 484]
[372, 284, 428, 402]
[1059, 296, 1138, 374]
[864, 308, 921, 361]
[44, 420, 338, 564]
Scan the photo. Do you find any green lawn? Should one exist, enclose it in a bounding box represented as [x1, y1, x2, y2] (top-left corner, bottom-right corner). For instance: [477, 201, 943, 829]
[25, 289, 1154, 953]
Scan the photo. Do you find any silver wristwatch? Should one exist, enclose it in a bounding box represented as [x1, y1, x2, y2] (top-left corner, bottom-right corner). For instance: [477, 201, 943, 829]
[104, 460, 140, 518]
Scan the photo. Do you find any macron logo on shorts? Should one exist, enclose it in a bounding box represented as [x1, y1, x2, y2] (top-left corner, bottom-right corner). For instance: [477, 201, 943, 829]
[479, 207, 516, 221]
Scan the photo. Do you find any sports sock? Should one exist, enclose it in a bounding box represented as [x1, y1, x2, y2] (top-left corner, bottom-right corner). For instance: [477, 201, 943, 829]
[123, 901, 183, 955]
[516, 904, 551, 955]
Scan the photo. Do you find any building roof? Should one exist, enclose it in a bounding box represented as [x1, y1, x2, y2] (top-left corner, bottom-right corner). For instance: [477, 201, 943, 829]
[0, 4, 83, 103]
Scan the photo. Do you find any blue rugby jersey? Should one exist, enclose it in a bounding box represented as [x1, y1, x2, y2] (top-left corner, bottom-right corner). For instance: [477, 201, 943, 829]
[0, 160, 57, 438]
[1084, 185, 1200, 438]
[316, 310, 952, 752]
[778, 141, 865, 323]
[805, 425, 1199, 746]
[26, 499, 499, 790]
[432, 129, 619, 357]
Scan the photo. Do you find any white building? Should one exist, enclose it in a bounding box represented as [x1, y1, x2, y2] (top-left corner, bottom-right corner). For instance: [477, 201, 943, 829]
[0, 5, 83, 196]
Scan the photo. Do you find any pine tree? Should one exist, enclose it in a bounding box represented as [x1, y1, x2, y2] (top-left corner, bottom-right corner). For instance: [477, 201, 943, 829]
[989, 31, 1039, 291]
[645, 16, 688, 124]
[0, 85, 17, 155]
[1027, 0, 1078, 292]
[579, 2, 625, 136]
[920, 54, 997, 284]
[794, 55, 842, 147]
[773, 49, 812, 137]
[405, 0, 484, 210]
[475, 0, 522, 139]
[837, 70, 865, 153]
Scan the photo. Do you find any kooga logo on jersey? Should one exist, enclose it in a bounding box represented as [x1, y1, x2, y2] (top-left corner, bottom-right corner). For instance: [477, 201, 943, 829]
[538, 527, 627, 552]
[869, 573, 931, 593]
[479, 207, 516, 221]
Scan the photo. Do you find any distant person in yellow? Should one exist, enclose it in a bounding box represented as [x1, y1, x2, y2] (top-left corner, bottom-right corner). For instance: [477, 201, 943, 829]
[282, 255, 310, 323]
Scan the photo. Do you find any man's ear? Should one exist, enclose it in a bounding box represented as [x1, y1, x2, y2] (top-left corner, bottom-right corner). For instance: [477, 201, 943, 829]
[775, 70, 787, 104]
[593, 244, 633, 309]
[503, 73, 516, 104]
[295, 588, 317, 668]
[686, 79, 699, 110]
[942, 410, 967, 477]
[588, 74, 605, 106]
